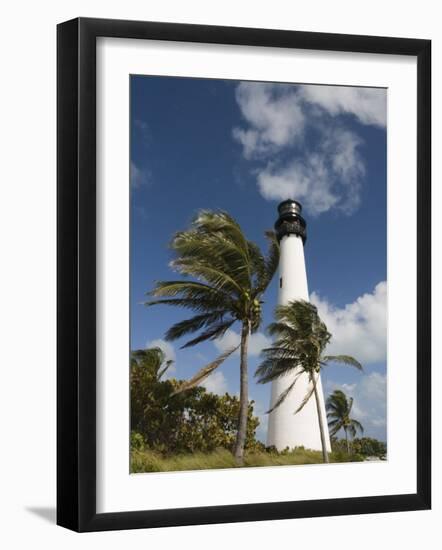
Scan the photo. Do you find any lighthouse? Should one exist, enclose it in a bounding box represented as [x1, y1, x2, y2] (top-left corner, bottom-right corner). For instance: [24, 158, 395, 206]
[266, 200, 331, 452]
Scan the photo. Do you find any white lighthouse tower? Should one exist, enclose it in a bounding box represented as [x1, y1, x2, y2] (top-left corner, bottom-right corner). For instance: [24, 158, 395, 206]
[266, 200, 331, 452]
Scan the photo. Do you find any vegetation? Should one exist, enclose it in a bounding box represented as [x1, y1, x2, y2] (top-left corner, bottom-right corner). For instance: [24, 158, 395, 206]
[326, 389, 364, 454]
[131, 446, 363, 474]
[255, 300, 363, 464]
[131, 348, 260, 455]
[129, 349, 383, 473]
[136, 210, 381, 471]
[145, 210, 279, 464]
[331, 436, 386, 459]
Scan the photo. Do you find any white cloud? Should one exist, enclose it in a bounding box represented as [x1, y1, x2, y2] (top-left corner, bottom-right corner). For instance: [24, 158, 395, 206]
[311, 281, 387, 365]
[326, 372, 387, 439]
[213, 329, 271, 357]
[213, 328, 240, 353]
[145, 338, 176, 377]
[131, 161, 152, 189]
[201, 371, 228, 395]
[146, 338, 176, 362]
[299, 85, 386, 127]
[233, 83, 304, 158]
[233, 82, 386, 216]
[257, 127, 364, 216]
[249, 332, 272, 356]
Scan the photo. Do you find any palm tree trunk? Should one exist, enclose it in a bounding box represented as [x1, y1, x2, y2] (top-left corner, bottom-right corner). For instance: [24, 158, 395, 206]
[234, 320, 250, 465]
[345, 429, 350, 454]
[312, 373, 329, 464]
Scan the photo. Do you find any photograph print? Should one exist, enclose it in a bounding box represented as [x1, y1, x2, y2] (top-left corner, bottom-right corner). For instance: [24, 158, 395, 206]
[130, 76, 387, 473]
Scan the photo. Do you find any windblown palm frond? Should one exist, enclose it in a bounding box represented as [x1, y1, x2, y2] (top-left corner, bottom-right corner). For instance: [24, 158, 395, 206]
[266, 372, 303, 413]
[164, 311, 232, 342]
[131, 347, 173, 381]
[322, 355, 363, 370]
[145, 211, 279, 348]
[294, 376, 317, 414]
[177, 320, 235, 349]
[350, 419, 364, 435]
[255, 299, 363, 463]
[326, 389, 364, 449]
[172, 344, 240, 395]
[145, 210, 279, 464]
[253, 231, 280, 295]
[257, 301, 362, 398]
[255, 357, 300, 384]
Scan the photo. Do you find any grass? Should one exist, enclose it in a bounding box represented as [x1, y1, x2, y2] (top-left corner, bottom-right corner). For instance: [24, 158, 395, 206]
[130, 447, 363, 473]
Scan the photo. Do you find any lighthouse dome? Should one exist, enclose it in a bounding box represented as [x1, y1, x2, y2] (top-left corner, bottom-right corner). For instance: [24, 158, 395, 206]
[274, 199, 307, 244]
[277, 199, 303, 216]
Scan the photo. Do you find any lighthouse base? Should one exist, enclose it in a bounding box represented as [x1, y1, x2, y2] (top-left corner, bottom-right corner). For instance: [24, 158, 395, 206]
[266, 369, 331, 453]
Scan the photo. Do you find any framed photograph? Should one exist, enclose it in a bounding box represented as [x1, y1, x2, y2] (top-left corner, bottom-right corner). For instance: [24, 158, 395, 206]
[57, 17, 431, 532]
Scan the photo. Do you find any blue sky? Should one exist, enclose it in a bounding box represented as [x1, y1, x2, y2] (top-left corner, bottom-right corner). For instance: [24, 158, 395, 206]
[130, 76, 387, 442]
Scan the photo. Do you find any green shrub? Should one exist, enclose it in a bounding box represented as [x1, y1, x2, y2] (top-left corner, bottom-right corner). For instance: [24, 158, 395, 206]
[131, 349, 260, 455]
[331, 436, 387, 458]
[130, 431, 145, 451]
[352, 437, 387, 457]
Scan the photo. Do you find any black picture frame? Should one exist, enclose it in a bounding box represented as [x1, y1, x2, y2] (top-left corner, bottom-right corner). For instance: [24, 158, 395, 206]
[57, 17, 431, 532]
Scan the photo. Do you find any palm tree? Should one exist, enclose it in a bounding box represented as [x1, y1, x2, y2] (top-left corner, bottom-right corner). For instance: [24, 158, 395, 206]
[255, 300, 363, 463]
[326, 390, 364, 454]
[145, 210, 279, 464]
[131, 347, 174, 381]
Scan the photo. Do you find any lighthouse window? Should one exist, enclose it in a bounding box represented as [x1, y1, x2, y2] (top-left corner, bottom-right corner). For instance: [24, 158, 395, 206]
[279, 277, 283, 288]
